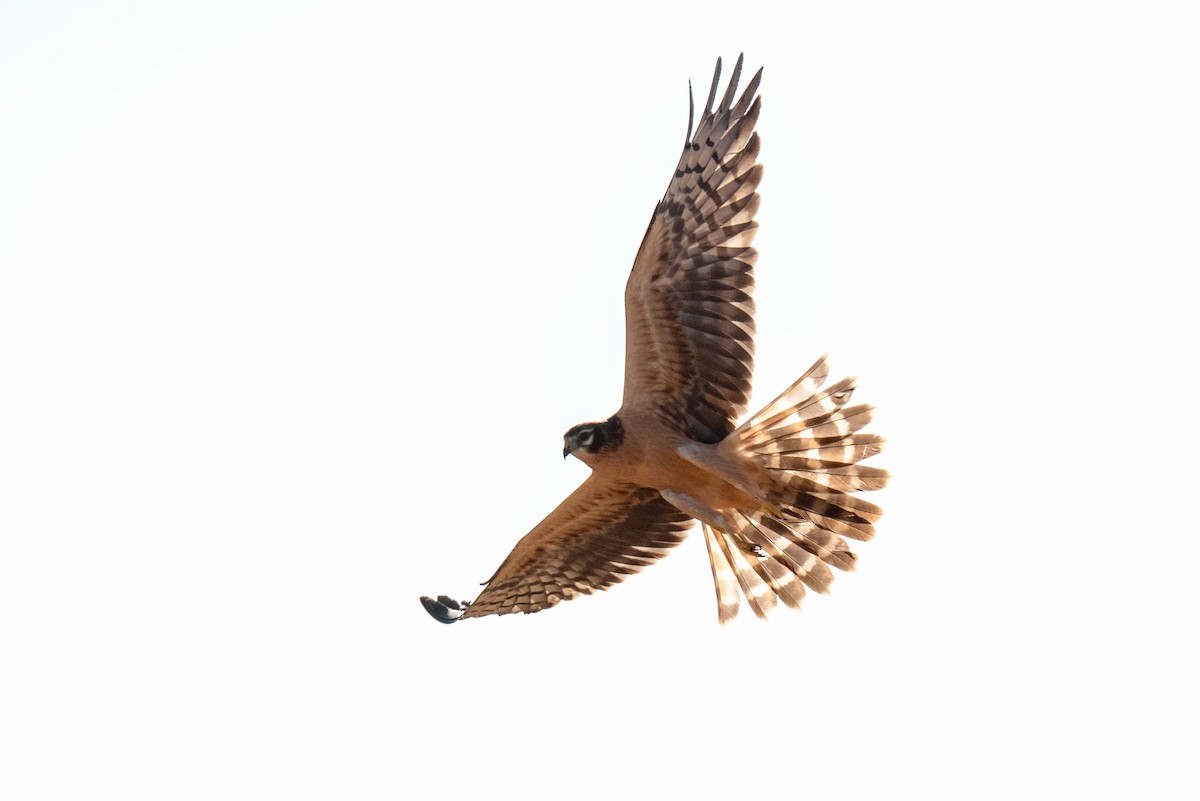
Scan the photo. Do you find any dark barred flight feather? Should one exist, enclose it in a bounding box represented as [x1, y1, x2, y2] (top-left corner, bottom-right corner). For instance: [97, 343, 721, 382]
[622, 54, 763, 444]
[442, 482, 693, 621]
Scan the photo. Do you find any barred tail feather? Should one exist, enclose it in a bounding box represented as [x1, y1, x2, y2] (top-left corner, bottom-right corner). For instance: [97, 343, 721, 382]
[703, 523, 742, 624]
[703, 512, 845, 623]
[704, 522, 783, 621]
[703, 356, 888, 622]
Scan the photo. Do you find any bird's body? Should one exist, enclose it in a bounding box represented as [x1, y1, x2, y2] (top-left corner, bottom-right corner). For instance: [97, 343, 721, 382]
[421, 56, 888, 624]
[571, 414, 759, 512]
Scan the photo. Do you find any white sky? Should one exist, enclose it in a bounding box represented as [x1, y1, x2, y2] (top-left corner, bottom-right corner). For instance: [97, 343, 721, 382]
[2, 1, 1197, 798]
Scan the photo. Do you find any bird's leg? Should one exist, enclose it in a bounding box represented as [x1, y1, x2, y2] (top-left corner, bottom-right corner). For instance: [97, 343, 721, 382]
[675, 443, 785, 519]
[661, 489, 766, 559]
[660, 489, 733, 533]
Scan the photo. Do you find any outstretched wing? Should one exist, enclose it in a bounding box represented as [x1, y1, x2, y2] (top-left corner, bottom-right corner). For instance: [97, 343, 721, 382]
[421, 476, 693, 622]
[621, 54, 764, 444]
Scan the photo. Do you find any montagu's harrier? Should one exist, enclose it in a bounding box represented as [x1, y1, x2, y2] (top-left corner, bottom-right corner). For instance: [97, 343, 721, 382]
[421, 55, 888, 624]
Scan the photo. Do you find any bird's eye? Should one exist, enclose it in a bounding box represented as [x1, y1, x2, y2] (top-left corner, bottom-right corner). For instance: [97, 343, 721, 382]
[578, 429, 594, 445]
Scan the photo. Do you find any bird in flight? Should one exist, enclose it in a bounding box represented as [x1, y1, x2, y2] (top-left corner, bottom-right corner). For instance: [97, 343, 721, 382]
[421, 55, 888, 624]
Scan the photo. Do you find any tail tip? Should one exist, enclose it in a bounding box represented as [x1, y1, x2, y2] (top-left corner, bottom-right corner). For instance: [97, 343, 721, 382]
[421, 595, 469, 624]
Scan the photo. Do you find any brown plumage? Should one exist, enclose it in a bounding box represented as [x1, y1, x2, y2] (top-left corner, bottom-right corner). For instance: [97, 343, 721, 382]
[421, 55, 888, 625]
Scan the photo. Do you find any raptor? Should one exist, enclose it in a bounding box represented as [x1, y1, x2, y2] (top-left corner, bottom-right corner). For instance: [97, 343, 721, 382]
[421, 55, 888, 624]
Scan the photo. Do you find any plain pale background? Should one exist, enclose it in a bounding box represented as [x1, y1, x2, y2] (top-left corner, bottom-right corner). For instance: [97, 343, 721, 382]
[2, 1, 1196, 798]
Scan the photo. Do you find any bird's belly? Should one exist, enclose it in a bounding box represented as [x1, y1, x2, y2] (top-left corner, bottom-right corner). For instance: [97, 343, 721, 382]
[634, 445, 757, 511]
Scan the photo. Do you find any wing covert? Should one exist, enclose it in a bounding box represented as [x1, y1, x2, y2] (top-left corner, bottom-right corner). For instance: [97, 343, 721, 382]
[622, 54, 764, 443]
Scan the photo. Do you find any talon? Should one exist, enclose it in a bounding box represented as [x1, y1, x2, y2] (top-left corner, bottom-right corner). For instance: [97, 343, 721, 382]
[738, 542, 766, 559]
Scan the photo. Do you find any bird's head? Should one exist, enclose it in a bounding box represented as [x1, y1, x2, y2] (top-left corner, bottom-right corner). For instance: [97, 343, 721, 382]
[563, 415, 624, 462]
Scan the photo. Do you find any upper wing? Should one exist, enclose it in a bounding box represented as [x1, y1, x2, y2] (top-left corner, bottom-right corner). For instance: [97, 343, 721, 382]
[621, 55, 764, 443]
[422, 475, 693, 622]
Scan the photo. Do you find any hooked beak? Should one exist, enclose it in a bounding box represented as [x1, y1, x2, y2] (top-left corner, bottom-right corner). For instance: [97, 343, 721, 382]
[563, 446, 572, 459]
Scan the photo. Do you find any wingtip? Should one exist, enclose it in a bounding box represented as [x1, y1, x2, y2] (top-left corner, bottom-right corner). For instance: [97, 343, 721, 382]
[420, 595, 470, 624]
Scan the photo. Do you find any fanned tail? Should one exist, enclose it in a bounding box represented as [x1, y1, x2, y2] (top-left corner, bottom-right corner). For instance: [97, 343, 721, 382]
[705, 355, 889, 622]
